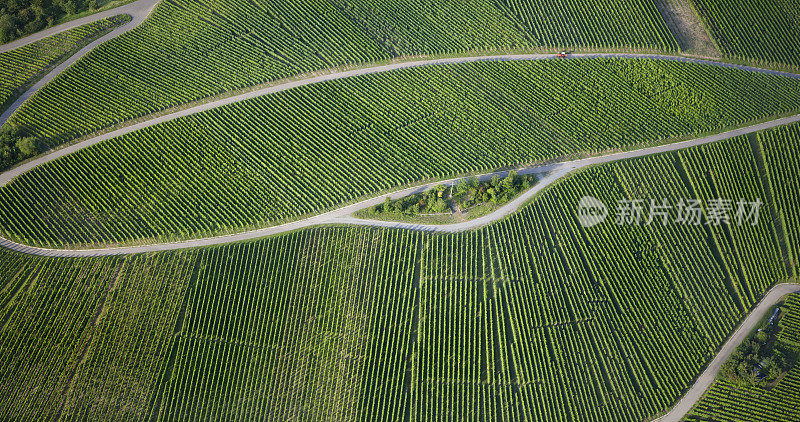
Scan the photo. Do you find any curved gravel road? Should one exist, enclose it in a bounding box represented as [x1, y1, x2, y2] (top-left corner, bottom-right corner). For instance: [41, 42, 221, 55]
[655, 283, 800, 421]
[0, 113, 798, 257]
[0, 0, 161, 125]
[2, 53, 800, 186]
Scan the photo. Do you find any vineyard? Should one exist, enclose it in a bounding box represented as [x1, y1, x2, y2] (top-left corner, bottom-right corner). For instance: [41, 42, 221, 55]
[3, 58, 800, 248]
[684, 294, 800, 421]
[689, 0, 800, 69]
[0, 125, 797, 418]
[0, 15, 130, 113]
[4, 0, 684, 161]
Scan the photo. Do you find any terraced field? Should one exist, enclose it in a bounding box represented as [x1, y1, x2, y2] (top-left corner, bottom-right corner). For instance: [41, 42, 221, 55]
[3, 0, 682, 162]
[3, 58, 800, 248]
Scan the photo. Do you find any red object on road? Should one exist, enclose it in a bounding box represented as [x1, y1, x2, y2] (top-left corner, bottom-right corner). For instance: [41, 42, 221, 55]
[557, 51, 568, 58]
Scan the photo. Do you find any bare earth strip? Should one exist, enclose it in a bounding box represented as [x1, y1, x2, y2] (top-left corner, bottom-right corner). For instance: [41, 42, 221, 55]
[654, 0, 721, 58]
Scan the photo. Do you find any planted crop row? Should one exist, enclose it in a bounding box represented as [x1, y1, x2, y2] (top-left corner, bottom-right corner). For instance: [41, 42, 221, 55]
[4, 59, 800, 248]
[761, 122, 800, 273]
[155, 227, 419, 420]
[689, 0, 800, 70]
[498, 0, 678, 51]
[680, 135, 789, 304]
[0, 15, 130, 112]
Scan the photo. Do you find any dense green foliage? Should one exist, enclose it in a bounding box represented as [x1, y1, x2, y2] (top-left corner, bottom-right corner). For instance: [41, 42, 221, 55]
[689, 0, 800, 69]
[5, 0, 681, 157]
[686, 294, 800, 421]
[365, 172, 538, 218]
[3, 59, 800, 248]
[718, 311, 794, 387]
[0, 129, 796, 419]
[0, 0, 124, 43]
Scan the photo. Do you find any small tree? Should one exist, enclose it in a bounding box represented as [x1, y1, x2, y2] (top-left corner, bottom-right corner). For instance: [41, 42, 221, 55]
[383, 196, 393, 213]
[456, 178, 470, 194]
[490, 174, 500, 189]
[16, 137, 38, 157]
[503, 170, 517, 191]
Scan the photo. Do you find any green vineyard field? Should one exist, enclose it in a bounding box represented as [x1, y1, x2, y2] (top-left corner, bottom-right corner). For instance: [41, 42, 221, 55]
[3, 58, 800, 248]
[0, 123, 797, 419]
[4, 0, 681, 160]
[498, 0, 677, 51]
[689, 0, 800, 70]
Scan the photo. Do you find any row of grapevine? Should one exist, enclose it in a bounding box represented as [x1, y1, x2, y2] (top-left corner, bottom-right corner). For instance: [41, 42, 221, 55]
[330, 0, 530, 56]
[0, 15, 130, 112]
[0, 250, 194, 420]
[680, 135, 788, 304]
[499, 0, 678, 51]
[4, 58, 800, 248]
[761, 122, 800, 274]
[685, 294, 800, 421]
[689, 0, 800, 70]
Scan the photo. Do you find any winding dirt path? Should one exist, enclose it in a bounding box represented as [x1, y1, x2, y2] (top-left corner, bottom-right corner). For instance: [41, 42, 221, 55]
[655, 283, 800, 421]
[1, 113, 798, 257]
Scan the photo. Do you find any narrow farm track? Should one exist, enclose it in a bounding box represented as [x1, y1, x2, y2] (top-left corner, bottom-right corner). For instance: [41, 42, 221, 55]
[1, 113, 799, 257]
[3, 53, 800, 181]
[0, 0, 161, 124]
[655, 282, 800, 422]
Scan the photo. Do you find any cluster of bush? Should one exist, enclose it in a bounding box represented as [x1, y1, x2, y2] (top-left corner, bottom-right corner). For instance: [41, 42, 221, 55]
[367, 171, 537, 217]
[719, 309, 796, 388]
[0, 127, 38, 169]
[0, 0, 102, 43]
